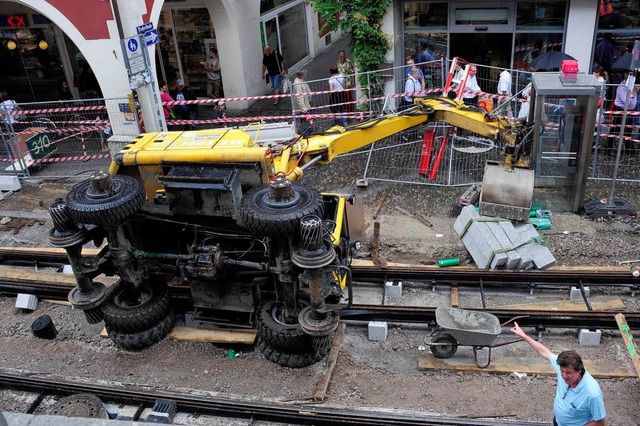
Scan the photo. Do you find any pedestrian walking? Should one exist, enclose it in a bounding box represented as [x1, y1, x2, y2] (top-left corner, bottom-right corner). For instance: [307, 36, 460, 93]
[328, 65, 348, 127]
[402, 67, 422, 109]
[462, 66, 481, 107]
[337, 50, 355, 114]
[497, 65, 513, 117]
[204, 48, 222, 99]
[293, 69, 311, 126]
[262, 46, 287, 105]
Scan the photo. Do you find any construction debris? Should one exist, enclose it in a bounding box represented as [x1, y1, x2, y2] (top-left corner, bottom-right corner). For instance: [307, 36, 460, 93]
[454, 205, 556, 270]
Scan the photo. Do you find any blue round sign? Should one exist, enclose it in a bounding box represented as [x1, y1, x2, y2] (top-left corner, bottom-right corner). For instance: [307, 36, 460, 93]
[127, 38, 139, 53]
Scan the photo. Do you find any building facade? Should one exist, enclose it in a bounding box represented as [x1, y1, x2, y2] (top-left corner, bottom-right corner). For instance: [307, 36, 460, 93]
[0, 0, 638, 128]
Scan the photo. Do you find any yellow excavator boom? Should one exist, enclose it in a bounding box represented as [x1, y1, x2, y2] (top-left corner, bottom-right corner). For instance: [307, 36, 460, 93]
[110, 96, 532, 184]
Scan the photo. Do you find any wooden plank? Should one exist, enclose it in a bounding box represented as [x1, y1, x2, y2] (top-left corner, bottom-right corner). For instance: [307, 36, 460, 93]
[451, 285, 459, 308]
[0, 268, 77, 285]
[496, 296, 625, 312]
[0, 267, 117, 286]
[313, 322, 347, 402]
[0, 246, 101, 256]
[615, 313, 640, 377]
[371, 221, 387, 269]
[417, 353, 636, 378]
[101, 326, 256, 344]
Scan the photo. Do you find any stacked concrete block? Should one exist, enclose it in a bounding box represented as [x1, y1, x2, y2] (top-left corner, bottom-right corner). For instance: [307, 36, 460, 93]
[455, 205, 556, 270]
[454, 205, 507, 269]
[514, 223, 556, 270]
[498, 221, 534, 270]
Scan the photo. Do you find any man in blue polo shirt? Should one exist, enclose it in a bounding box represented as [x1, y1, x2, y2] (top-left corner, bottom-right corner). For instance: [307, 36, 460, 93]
[511, 323, 606, 426]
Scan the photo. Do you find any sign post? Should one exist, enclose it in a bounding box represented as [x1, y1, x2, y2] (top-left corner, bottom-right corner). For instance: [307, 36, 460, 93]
[120, 34, 164, 132]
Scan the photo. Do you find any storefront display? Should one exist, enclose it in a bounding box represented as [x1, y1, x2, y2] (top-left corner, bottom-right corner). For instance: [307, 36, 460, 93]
[0, 22, 66, 102]
[158, 8, 215, 97]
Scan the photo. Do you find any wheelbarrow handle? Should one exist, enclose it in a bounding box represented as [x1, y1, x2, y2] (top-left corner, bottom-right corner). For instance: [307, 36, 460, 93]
[500, 315, 528, 327]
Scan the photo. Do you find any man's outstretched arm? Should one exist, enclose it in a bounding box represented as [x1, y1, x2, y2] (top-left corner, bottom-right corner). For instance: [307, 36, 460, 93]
[511, 322, 553, 360]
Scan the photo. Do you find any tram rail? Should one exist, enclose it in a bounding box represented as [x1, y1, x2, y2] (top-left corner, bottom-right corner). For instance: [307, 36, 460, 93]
[0, 248, 638, 329]
[0, 371, 547, 426]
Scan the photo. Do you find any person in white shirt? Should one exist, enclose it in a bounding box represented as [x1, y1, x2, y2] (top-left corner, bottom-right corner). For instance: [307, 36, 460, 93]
[463, 66, 481, 107]
[497, 66, 513, 117]
[517, 83, 532, 121]
[403, 67, 422, 109]
[328, 65, 348, 127]
[0, 91, 21, 129]
[449, 62, 465, 99]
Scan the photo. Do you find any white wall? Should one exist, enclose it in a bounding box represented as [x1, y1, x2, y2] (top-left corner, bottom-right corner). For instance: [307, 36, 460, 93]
[564, 0, 599, 73]
[206, 1, 261, 109]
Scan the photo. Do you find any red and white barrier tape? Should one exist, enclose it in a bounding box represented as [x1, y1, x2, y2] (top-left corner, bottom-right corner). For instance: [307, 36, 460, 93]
[0, 153, 111, 163]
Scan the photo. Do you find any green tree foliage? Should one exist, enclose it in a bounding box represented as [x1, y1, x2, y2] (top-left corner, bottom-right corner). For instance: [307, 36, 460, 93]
[310, 0, 392, 100]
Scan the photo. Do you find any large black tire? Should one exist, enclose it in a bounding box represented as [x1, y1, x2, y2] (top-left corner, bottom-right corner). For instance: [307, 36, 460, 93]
[430, 333, 458, 359]
[257, 338, 319, 368]
[240, 183, 323, 237]
[106, 311, 174, 351]
[102, 279, 171, 333]
[66, 175, 145, 226]
[257, 300, 311, 352]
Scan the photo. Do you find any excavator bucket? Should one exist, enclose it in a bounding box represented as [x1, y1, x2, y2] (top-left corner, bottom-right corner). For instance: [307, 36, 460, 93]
[479, 161, 535, 222]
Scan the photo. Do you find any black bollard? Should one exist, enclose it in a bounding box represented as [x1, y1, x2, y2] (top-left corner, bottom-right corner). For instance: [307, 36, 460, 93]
[31, 315, 58, 339]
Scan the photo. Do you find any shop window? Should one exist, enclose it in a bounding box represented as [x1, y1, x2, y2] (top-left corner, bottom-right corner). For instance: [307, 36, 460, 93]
[516, 0, 567, 29]
[158, 8, 215, 97]
[514, 33, 564, 71]
[403, 2, 448, 30]
[261, 0, 295, 15]
[455, 8, 509, 25]
[277, 2, 308, 66]
[598, 0, 640, 29]
[404, 32, 447, 61]
[0, 27, 64, 102]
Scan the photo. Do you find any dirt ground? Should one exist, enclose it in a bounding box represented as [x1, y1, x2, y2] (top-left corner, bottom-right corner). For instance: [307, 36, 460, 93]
[0, 176, 639, 425]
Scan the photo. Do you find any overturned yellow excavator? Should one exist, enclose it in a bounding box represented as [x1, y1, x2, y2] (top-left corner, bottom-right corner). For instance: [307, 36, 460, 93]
[50, 94, 534, 368]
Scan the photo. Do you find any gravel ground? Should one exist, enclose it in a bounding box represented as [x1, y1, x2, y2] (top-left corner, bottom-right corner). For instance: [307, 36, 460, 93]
[0, 170, 639, 425]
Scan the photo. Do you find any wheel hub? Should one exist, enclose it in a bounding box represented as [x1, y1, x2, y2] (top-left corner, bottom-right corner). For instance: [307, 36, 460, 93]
[114, 285, 152, 309]
[48, 200, 87, 247]
[298, 305, 339, 336]
[264, 177, 300, 208]
[68, 281, 107, 310]
[49, 393, 109, 419]
[291, 215, 336, 268]
[86, 170, 120, 200]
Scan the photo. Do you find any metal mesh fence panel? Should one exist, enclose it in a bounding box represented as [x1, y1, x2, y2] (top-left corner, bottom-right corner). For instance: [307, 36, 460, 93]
[361, 123, 503, 187]
[0, 97, 134, 179]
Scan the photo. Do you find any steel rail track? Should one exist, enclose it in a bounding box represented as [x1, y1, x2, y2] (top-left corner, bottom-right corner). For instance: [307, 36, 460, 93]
[0, 248, 638, 328]
[0, 371, 546, 426]
[1, 276, 638, 329]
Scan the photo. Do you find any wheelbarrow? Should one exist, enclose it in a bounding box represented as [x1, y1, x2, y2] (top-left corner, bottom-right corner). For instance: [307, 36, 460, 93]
[428, 307, 525, 368]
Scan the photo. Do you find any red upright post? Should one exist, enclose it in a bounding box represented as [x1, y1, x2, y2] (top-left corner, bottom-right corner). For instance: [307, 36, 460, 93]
[419, 129, 435, 175]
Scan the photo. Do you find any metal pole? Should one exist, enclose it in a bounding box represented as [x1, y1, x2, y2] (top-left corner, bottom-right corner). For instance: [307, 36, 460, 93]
[607, 73, 635, 203]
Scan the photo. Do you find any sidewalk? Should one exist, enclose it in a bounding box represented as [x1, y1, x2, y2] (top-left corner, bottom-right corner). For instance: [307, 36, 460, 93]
[247, 35, 351, 114]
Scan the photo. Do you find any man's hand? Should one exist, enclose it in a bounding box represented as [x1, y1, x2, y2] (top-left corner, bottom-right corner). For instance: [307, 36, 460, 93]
[511, 322, 553, 359]
[511, 322, 527, 338]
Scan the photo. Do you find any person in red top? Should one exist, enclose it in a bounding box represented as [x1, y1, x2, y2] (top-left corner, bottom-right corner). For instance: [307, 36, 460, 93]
[159, 80, 175, 130]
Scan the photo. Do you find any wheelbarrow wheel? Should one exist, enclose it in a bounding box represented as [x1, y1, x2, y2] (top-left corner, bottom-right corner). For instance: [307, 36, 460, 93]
[431, 333, 458, 358]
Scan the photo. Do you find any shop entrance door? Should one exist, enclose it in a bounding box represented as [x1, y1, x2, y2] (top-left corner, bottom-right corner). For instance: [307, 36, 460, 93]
[449, 33, 512, 67]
